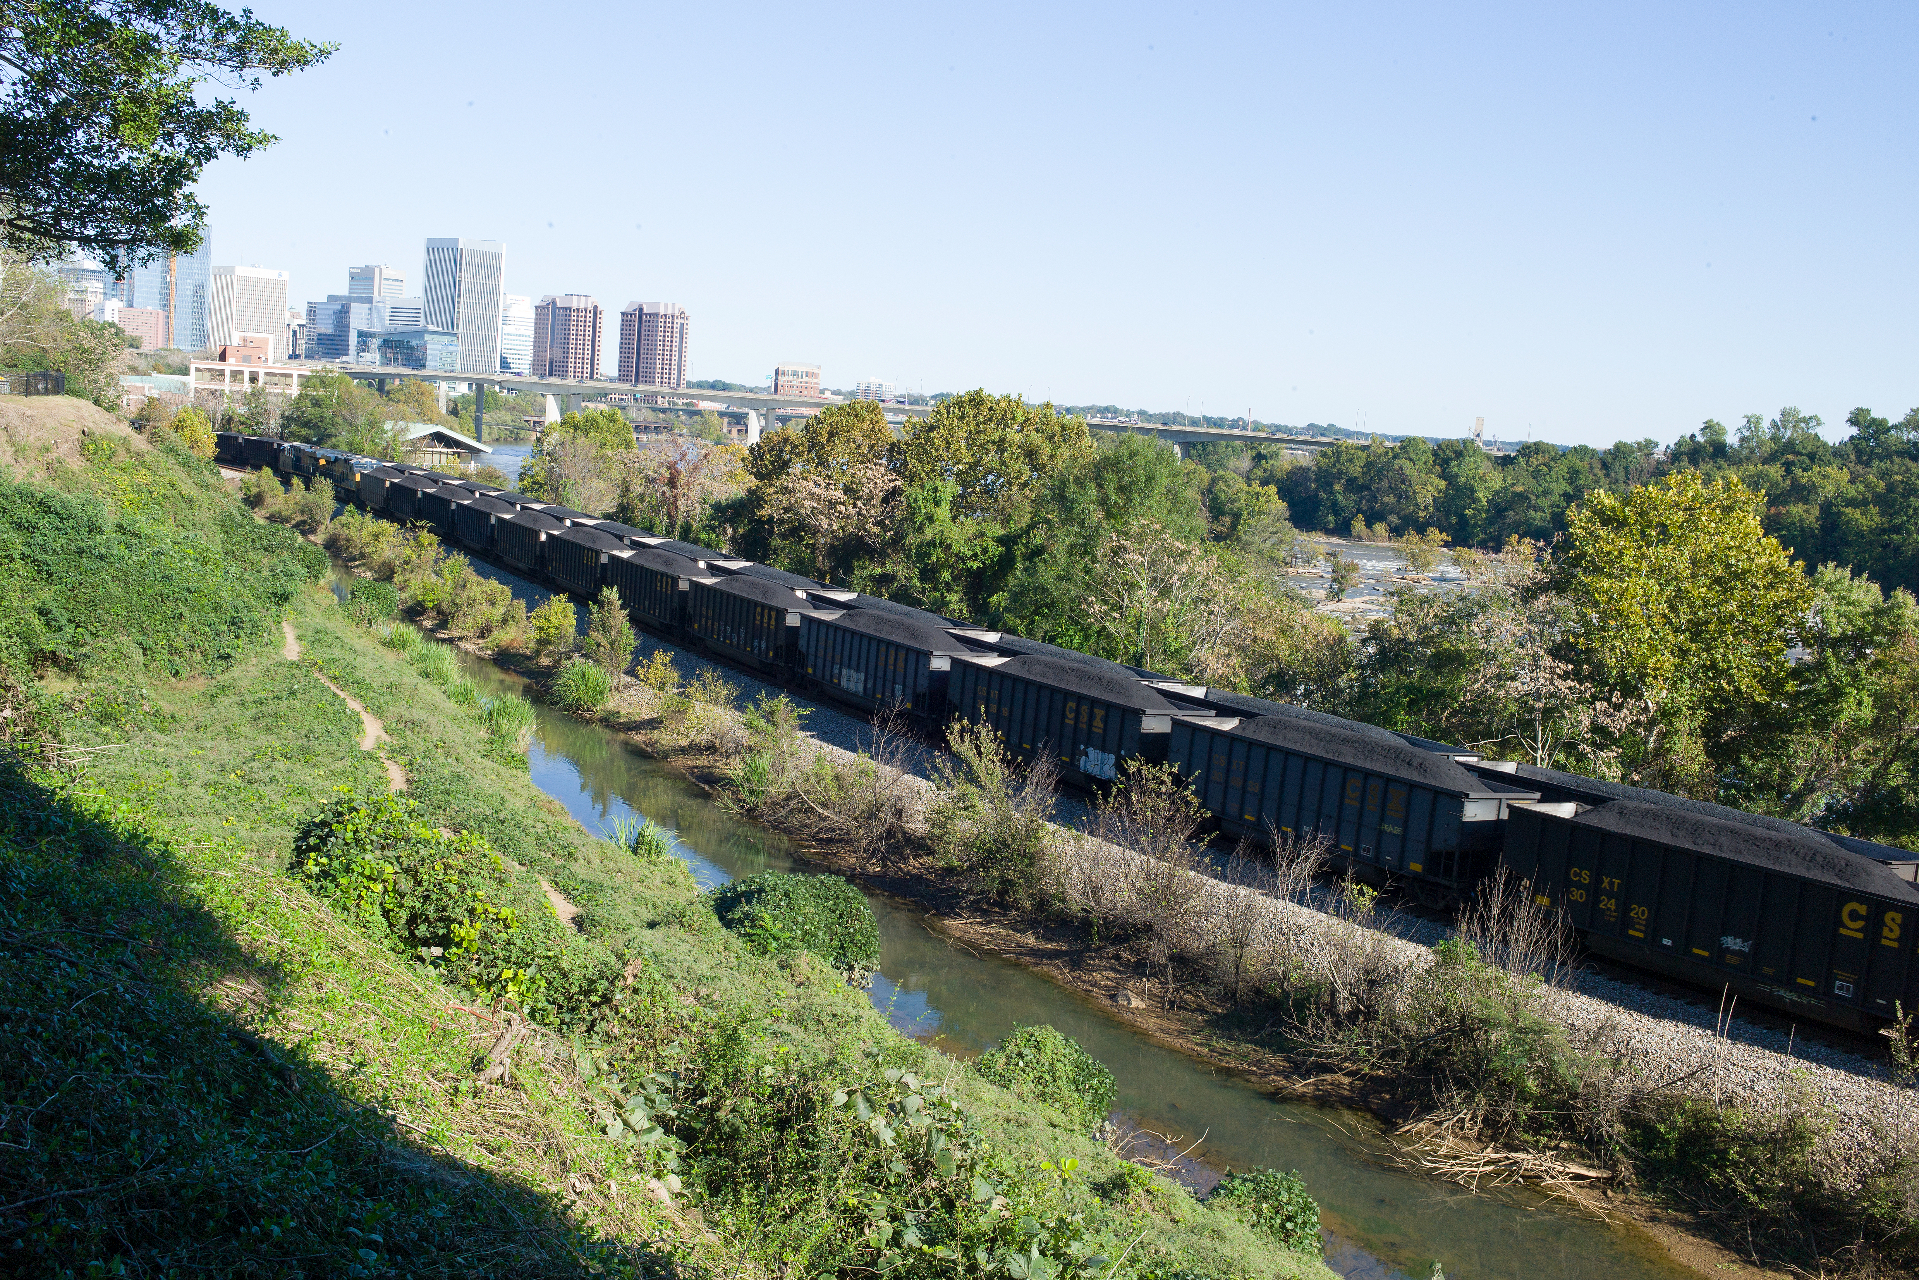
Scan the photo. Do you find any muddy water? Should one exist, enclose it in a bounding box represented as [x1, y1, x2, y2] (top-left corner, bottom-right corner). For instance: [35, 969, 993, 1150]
[455, 650, 1696, 1280]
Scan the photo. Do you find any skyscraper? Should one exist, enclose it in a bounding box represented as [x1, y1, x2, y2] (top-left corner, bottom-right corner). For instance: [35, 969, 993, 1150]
[422, 238, 503, 375]
[617, 302, 689, 389]
[531, 295, 603, 379]
[348, 264, 406, 299]
[116, 238, 212, 351]
[207, 265, 290, 361]
[498, 294, 534, 374]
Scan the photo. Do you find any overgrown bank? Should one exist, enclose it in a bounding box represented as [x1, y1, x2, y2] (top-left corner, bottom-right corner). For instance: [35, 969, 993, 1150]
[459, 633, 1919, 1280]
[1, 403, 1334, 1278]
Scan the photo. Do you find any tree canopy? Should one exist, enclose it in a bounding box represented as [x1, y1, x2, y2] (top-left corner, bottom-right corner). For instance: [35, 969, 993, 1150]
[0, 0, 332, 268]
[1550, 471, 1810, 717]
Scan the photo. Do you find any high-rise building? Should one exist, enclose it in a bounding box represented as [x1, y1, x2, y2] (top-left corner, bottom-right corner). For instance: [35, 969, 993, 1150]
[100, 301, 169, 351]
[207, 265, 290, 362]
[773, 363, 822, 398]
[531, 294, 602, 379]
[852, 379, 896, 401]
[617, 302, 689, 389]
[499, 294, 534, 374]
[348, 264, 406, 299]
[117, 239, 212, 351]
[422, 238, 503, 376]
[305, 294, 427, 362]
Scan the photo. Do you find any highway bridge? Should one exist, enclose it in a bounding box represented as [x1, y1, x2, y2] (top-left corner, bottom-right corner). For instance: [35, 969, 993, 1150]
[282, 359, 1356, 455]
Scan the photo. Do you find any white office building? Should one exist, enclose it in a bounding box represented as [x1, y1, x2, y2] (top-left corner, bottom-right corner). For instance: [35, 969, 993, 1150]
[348, 264, 406, 299]
[422, 238, 503, 375]
[499, 294, 534, 374]
[208, 265, 291, 361]
[853, 379, 897, 401]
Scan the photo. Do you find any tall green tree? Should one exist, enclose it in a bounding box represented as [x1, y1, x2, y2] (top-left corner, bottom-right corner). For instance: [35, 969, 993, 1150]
[0, 1, 331, 267]
[894, 390, 1093, 528]
[1549, 470, 1811, 734]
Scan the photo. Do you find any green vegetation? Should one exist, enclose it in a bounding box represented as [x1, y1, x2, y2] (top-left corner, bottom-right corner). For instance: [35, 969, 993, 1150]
[0, 432, 321, 678]
[294, 790, 623, 1027]
[977, 1025, 1118, 1137]
[586, 584, 637, 677]
[551, 658, 614, 717]
[0, 406, 1330, 1278]
[0, 0, 330, 268]
[1209, 1170, 1320, 1255]
[705, 871, 882, 975]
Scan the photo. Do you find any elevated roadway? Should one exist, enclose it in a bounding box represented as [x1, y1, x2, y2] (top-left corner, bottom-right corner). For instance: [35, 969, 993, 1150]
[281, 360, 1360, 456]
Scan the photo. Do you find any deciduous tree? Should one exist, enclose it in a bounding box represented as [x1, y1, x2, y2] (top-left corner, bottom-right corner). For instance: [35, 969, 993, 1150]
[0, 0, 331, 268]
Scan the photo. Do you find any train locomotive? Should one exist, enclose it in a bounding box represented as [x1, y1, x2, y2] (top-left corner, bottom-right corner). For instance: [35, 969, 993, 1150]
[219, 434, 1919, 1032]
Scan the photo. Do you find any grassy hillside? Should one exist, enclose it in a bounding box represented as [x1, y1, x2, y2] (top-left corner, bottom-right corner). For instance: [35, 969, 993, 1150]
[1, 403, 1334, 1276]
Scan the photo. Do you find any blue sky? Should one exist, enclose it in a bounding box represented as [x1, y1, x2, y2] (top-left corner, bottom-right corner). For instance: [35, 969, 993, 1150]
[198, 1, 1917, 448]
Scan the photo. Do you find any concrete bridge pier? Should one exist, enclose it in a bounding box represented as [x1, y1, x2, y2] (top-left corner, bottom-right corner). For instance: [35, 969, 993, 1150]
[744, 409, 764, 446]
[544, 394, 561, 425]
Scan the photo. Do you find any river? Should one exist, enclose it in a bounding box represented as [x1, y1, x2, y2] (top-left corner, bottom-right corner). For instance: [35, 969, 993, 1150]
[451, 649, 1699, 1280]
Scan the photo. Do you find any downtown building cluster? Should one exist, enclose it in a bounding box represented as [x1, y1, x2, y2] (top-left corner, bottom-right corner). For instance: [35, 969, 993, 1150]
[60, 230, 897, 401]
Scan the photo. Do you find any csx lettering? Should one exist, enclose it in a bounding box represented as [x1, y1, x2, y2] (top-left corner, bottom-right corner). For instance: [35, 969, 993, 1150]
[1841, 901, 1868, 933]
[1601, 876, 1621, 891]
[1569, 868, 1591, 884]
[1884, 912, 1904, 948]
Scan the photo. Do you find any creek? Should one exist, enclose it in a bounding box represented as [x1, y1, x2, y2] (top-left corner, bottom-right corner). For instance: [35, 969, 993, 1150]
[449, 649, 1700, 1280]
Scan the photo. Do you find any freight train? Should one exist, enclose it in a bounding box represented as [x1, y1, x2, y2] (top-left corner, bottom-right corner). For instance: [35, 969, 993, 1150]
[219, 433, 1919, 1033]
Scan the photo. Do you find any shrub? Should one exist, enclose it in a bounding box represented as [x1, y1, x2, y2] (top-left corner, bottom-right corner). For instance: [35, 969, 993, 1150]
[584, 585, 636, 677]
[529, 595, 577, 661]
[347, 578, 399, 624]
[635, 649, 679, 694]
[550, 659, 612, 716]
[240, 465, 281, 509]
[976, 1024, 1117, 1136]
[1209, 1168, 1321, 1255]
[926, 720, 1058, 907]
[290, 477, 335, 532]
[167, 406, 216, 459]
[728, 693, 808, 808]
[290, 790, 622, 1030]
[705, 871, 880, 975]
[478, 692, 536, 752]
[291, 789, 536, 1007]
[382, 621, 422, 653]
[610, 814, 675, 864]
[409, 640, 461, 690]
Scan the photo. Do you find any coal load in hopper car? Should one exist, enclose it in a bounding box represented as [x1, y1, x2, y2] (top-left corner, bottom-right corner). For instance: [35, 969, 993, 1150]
[796, 608, 981, 725]
[239, 436, 279, 470]
[414, 484, 471, 538]
[494, 508, 563, 575]
[1170, 711, 1536, 900]
[214, 431, 243, 463]
[547, 524, 630, 598]
[606, 545, 702, 633]
[383, 474, 441, 523]
[684, 574, 820, 672]
[948, 653, 1180, 786]
[452, 495, 514, 554]
[1504, 796, 1919, 1029]
[357, 466, 404, 512]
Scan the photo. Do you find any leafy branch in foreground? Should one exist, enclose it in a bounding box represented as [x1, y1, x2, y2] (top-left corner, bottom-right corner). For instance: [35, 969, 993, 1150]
[0, 0, 333, 267]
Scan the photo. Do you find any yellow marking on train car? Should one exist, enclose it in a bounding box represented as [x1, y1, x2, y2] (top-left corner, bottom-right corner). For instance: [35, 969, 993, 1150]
[1628, 930, 1643, 938]
[1409, 863, 1423, 873]
[1796, 978, 1816, 987]
[1691, 948, 1709, 956]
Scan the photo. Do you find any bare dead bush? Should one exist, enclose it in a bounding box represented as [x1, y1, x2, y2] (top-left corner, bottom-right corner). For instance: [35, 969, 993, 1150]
[791, 707, 922, 876]
[1455, 863, 1579, 988]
